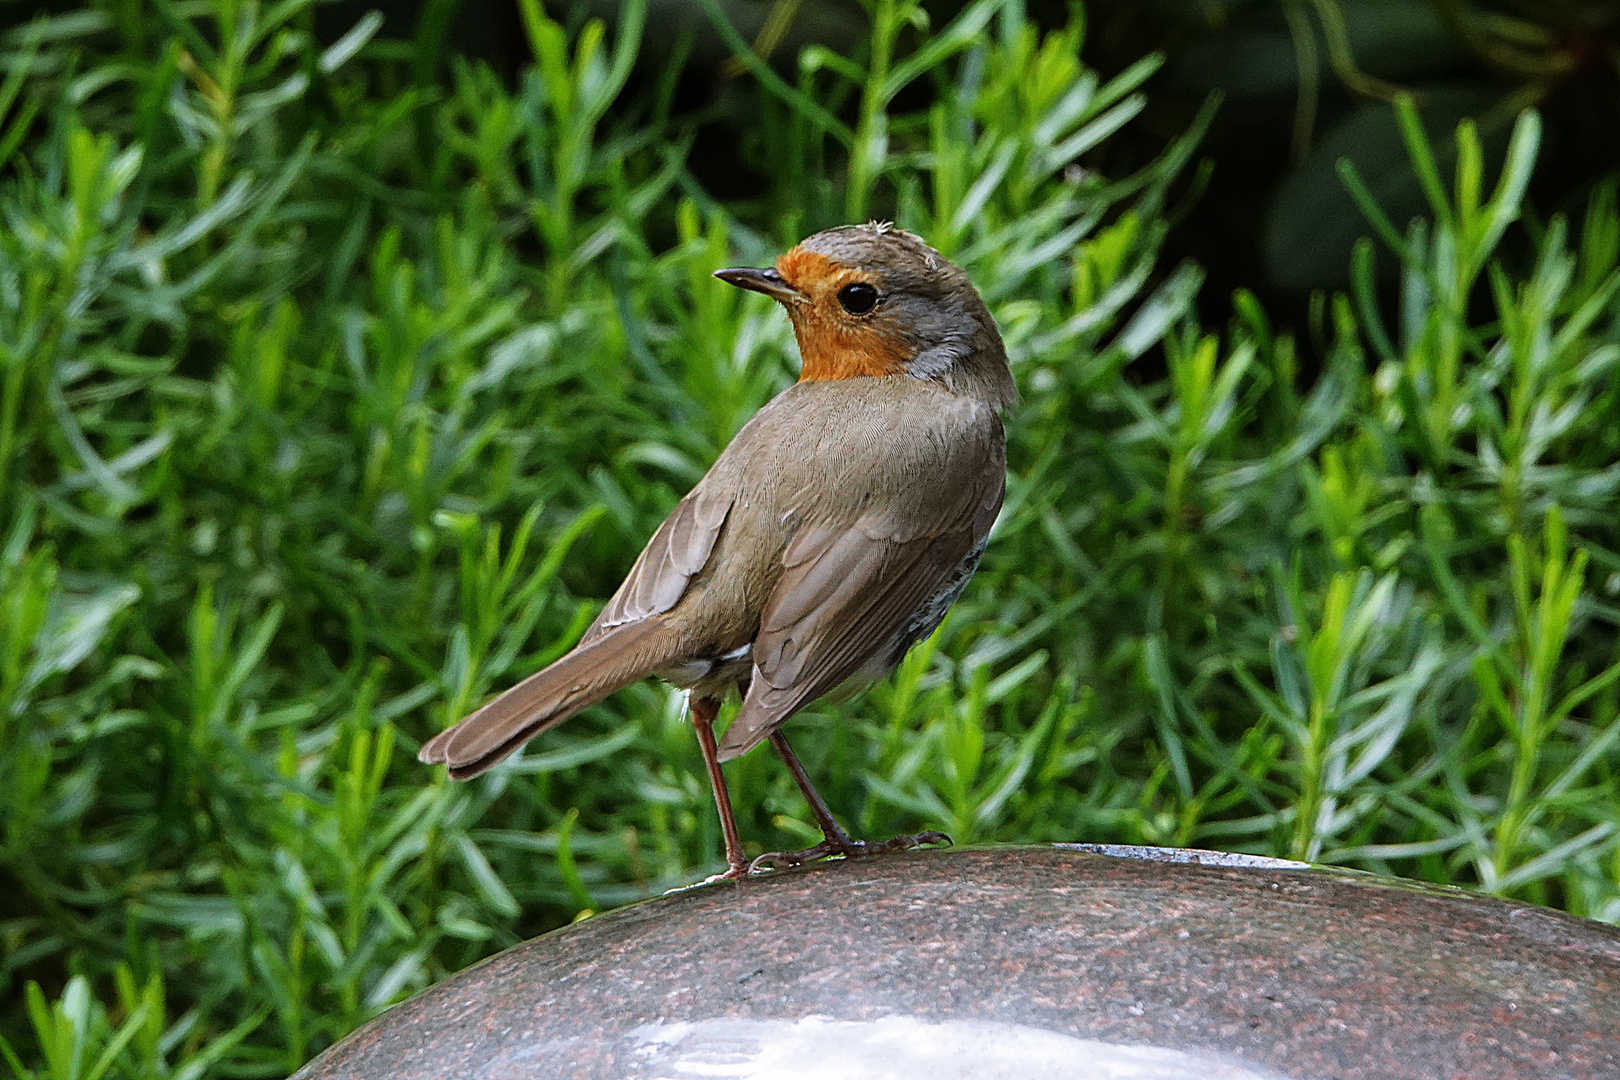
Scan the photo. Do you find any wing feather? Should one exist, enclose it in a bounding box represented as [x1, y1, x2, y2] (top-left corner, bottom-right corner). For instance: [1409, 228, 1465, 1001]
[582, 488, 731, 645]
[717, 469, 1003, 760]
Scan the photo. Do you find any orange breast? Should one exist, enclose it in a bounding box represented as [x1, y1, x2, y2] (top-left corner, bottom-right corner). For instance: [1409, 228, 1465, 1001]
[797, 321, 910, 381]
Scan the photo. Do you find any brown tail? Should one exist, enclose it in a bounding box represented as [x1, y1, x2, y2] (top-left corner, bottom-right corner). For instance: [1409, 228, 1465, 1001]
[419, 619, 673, 779]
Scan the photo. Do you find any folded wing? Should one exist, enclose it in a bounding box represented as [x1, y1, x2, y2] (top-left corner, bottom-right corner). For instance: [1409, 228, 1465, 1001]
[420, 487, 733, 778]
[583, 488, 733, 644]
[716, 469, 1002, 760]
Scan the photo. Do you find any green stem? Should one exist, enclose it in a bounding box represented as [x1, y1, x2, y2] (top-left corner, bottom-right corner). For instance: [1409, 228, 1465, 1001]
[1157, 452, 1187, 636]
[1292, 701, 1328, 861]
[847, 0, 900, 221]
[0, 350, 24, 510]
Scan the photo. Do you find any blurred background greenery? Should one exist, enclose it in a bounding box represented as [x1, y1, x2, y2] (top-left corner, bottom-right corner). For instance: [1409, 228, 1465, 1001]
[2, 0, 1618, 1076]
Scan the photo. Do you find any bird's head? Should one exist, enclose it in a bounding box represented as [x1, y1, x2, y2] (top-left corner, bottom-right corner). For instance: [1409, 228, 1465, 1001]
[715, 224, 1016, 411]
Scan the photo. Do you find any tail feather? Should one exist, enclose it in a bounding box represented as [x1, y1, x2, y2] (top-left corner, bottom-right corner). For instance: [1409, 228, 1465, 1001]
[420, 619, 672, 779]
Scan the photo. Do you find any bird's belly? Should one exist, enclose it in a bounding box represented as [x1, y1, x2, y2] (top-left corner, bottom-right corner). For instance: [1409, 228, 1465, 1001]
[658, 645, 754, 700]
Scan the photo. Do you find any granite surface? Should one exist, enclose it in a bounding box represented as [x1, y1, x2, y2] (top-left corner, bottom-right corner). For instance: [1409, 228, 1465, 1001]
[292, 845, 1620, 1079]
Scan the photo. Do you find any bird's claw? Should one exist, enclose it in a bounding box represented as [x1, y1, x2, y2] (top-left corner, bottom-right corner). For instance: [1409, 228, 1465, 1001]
[702, 861, 751, 885]
[665, 863, 750, 894]
[748, 830, 951, 874]
[748, 843, 834, 873]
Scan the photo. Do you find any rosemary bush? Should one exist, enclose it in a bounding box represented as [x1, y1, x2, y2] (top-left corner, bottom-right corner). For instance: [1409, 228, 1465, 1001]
[1, 1, 1617, 1076]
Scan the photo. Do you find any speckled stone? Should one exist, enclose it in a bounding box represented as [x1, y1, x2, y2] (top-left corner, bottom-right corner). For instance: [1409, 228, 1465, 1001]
[292, 845, 1620, 1079]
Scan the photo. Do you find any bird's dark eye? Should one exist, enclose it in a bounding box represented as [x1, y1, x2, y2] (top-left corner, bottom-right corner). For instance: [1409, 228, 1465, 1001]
[837, 282, 880, 315]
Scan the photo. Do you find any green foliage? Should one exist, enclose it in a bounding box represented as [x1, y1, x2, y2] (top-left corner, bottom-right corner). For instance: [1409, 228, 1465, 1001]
[1098, 0, 1620, 291]
[1, 0, 1617, 1076]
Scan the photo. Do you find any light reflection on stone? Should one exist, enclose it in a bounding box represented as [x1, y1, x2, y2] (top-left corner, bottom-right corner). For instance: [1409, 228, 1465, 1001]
[627, 1015, 1296, 1080]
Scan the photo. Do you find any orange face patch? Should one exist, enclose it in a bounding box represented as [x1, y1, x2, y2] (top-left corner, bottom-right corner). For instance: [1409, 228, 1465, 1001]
[774, 247, 838, 290]
[775, 248, 914, 382]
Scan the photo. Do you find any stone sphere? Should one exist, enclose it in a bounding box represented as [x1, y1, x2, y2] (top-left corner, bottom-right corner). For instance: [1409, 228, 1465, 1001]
[293, 845, 1620, 1079]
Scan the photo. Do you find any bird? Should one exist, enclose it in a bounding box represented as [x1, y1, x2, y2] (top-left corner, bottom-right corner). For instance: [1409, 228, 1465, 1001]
[419, 223, 1016, 881]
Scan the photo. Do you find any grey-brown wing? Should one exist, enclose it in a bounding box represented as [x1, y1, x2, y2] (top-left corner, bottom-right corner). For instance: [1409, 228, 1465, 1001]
[715, 472, 1003, 760]
[581, 487, 732, 645]
[418, 485, 729, 780]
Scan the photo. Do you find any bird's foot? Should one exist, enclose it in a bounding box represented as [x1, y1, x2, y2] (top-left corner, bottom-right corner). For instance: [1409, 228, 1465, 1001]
[665, 860, 750, 894]
[748, 830, 951, 873]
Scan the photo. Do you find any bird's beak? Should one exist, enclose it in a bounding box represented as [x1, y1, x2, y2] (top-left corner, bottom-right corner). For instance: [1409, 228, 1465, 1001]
[714, 266, 805, 304]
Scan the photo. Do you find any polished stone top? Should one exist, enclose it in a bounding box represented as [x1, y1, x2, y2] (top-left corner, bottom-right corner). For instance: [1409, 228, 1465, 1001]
[293, 845, 1620, 1079]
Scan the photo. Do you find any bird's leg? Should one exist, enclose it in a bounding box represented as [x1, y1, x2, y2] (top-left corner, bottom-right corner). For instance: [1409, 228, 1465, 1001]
[690, 695, 749, 882]
[749, 730, 950, 873]
[768, 729, 857, 846]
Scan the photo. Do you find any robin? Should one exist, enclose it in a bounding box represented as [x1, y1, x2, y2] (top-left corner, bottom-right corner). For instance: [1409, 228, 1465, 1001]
[420, 223, 1016, 880]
